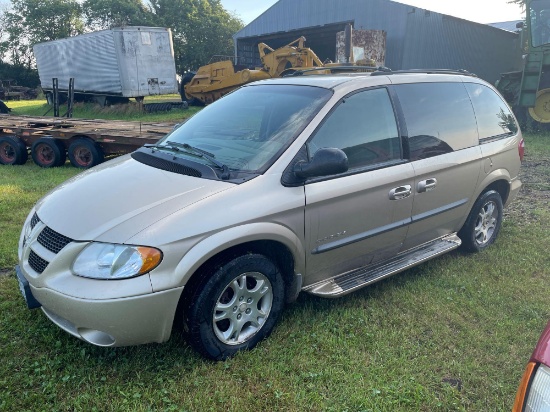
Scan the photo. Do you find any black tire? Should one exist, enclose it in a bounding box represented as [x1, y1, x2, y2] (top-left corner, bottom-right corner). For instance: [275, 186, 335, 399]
[458, 190, 503, 253]
[180, 72, 204, 106]
[68, 138, 104, 168]
[31, 138, 66, 167]
[185, 254, 285, 360]
[0, 136, 28, 165]
[179, 72, 195, 102]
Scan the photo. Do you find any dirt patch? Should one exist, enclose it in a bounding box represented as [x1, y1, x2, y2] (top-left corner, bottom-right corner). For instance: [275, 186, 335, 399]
[504, 156, 550, 223]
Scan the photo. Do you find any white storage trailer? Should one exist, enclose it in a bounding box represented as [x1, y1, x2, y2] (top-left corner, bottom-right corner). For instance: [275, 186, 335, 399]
[33, 27, 179, 103]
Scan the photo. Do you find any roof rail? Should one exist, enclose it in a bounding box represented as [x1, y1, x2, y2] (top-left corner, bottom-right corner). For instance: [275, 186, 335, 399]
[281, 66, 477, 78]
[282, 65, 379, 77]
[371, 68, 477, 77]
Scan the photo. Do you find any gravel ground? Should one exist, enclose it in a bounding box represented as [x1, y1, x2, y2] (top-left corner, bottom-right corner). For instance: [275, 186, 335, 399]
[505, 153, 550, 222]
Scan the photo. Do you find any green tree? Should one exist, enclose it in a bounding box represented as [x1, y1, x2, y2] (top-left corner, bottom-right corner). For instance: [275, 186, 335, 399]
[82, 0, 154, 30]
[150, 0, 243, 73]
[508, 0, 526, 9]
[1, 0, 84, 67]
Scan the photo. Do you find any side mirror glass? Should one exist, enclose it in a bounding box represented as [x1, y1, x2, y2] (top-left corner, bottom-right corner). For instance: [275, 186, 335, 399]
[293, 147, 349, 179]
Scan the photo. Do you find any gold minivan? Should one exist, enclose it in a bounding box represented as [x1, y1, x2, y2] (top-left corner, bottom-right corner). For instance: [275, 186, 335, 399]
[16, 71, 523, 359]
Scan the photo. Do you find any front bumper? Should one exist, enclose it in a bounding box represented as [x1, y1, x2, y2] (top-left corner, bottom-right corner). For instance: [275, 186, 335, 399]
[16, 265, 183, 347]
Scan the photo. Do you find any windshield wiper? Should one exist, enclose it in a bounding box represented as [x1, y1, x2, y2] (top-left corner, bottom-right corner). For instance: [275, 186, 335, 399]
[159, 141, 231, 180]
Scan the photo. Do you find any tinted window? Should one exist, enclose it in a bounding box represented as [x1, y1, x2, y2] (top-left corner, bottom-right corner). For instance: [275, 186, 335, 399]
[394, 82, 478, 160]
[307, 88, 401, 169]
[465, 83, 518, 140]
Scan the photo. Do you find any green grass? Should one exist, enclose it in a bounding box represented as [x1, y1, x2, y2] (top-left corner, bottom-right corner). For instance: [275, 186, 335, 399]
[0, 132, 549, 411]
[6, 95, 201, 122]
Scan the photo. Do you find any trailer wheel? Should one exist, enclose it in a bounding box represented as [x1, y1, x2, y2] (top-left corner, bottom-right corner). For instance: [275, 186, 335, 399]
[68, 139, 104, 168]
[31, 138, 66, 167]
[0, 136, 28, 165]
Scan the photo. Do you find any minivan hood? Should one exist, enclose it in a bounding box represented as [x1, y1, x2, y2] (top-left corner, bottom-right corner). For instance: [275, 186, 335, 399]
[35, 155, 232, 241]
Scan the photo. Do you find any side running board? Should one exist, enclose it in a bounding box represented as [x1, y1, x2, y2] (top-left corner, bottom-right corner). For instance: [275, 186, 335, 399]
[303, 233, 462, 298]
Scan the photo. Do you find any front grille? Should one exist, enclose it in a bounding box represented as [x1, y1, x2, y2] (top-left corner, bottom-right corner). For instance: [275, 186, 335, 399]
[25, 218, 74, 274]
[37, 226, 73, 254]
[28, 250, 49, 274]
[30, 213, 39, 230]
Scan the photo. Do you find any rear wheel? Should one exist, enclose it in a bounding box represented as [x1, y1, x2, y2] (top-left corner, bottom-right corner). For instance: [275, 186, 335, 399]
[0, 136, 28, 165]
[68, 139, 104, 168]
[458, 190, 503, 253]
[185, 254, 285, 360]
[31, 138, 66, 167]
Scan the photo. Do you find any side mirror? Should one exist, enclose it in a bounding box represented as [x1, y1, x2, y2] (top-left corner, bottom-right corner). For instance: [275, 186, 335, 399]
[293, 147, 348, 179]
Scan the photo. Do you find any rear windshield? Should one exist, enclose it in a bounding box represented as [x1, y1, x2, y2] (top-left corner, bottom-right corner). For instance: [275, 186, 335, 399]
[158, 84, 332, 173]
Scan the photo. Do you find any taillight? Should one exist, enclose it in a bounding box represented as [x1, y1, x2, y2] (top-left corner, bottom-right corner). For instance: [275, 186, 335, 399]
[519, 138, 525, 162]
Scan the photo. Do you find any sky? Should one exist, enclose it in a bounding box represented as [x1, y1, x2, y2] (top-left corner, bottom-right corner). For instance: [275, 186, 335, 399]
[219, 0, 525, 25]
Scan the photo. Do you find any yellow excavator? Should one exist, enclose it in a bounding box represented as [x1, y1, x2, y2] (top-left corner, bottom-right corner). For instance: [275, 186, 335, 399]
[182, 36, 369, 105]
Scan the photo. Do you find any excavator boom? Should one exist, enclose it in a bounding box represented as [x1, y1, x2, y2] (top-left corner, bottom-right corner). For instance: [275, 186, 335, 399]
[183, 37, 327, 105]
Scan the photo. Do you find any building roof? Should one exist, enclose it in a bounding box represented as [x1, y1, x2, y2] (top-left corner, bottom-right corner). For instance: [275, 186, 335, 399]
[488, 20, 523, 32]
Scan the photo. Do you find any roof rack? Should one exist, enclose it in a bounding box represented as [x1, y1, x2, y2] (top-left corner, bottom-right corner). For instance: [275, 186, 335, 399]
[371, 68, 477, 77]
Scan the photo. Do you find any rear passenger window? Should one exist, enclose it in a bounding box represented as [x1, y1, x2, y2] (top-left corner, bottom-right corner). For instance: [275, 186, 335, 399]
[394, 83, 478, 160]
[307, 88, 401, 170]
[465, 83, 518, 140]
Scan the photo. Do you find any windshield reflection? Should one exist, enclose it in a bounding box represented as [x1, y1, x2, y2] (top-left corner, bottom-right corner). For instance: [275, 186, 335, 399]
[157, 85, 332, 173]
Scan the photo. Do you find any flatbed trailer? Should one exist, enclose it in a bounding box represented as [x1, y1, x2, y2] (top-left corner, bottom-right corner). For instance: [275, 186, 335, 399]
[0, 115, 175, 168]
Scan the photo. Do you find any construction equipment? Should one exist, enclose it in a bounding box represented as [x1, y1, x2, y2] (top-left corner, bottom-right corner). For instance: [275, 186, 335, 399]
[497, 0, 550, 124]
[182, 37, 327, 105]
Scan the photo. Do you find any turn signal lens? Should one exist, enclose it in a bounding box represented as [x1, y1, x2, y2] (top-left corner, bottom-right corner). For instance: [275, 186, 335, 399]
[513, 362, 536, 411]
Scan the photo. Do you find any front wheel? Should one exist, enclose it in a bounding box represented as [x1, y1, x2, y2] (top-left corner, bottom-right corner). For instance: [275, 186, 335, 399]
[458, 190, 503, 253]
[185, 254, 285, 360]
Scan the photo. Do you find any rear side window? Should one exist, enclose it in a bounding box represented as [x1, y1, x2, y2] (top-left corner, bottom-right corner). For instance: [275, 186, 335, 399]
[465, 83, 518, 140]
[307, 88, 401, 170]
[394, 82, 478, 160]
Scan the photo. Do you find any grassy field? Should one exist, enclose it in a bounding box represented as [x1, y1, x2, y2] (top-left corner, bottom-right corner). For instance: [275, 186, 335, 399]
[0, 130, 548, 411]
[6, 95, 201, 122]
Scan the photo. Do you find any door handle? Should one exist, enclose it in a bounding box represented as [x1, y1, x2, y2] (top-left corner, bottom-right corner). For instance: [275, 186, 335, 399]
[417, 178, 437, 193]
[389, 185, 412, 200]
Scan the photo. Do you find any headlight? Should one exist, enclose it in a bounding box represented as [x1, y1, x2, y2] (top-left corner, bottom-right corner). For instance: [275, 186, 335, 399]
[514, 363, 550, 411]
[72, 243, 162, 280]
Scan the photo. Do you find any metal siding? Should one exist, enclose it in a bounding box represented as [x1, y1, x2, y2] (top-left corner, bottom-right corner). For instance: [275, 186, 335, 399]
[234, 0, 522, 83]
[33, 27, 178, 97]
[489, 21, 522, 32]
[401, 13, 522, 83]
[34, 30, 122, 94]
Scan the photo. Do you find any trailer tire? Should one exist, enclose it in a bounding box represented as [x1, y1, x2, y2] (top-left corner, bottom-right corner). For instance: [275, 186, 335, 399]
[31, 138, 66, 167]
[0, 136, 28, 165]
[68, 138, 104, 168]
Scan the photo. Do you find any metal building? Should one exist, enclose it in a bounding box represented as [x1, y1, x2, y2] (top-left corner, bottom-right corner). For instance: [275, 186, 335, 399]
[233, 0, 522, 83]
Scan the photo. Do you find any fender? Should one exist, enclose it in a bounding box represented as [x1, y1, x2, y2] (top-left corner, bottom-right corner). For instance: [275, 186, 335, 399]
[150, 222, 306, 292]
[474, 167, 513, 201]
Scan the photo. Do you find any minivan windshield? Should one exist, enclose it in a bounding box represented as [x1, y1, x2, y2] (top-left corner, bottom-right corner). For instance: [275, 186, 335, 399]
[157, 84, 332, 173]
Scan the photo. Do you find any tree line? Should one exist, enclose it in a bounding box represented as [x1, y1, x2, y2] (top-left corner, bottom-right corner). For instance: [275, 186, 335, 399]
[0, 0, 244, 87]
